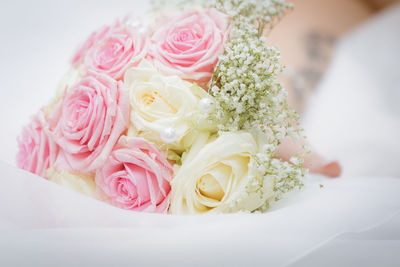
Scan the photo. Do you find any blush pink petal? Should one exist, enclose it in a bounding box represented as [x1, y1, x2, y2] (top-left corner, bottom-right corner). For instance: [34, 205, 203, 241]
[95, 137, 173, 213]
[71, 24, 113, 66]
[84, 20, 148, 80]
[49, 72, 129, 174]
[16, 111, 58, 177]
[148, 9, 230, 85]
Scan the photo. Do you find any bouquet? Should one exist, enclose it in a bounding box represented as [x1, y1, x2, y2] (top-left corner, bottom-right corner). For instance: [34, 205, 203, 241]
[16, 0, 307, 214]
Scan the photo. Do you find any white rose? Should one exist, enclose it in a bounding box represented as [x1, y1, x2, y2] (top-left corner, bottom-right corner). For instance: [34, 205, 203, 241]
[169, 131, 275, 214]
[124, 60, 214, 151]
[46, 167, 96, 197]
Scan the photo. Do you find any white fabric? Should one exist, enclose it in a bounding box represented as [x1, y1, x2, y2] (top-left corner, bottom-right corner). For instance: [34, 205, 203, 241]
[0, 162, 399, 266]
[0, 1, 399, 266]
[303, 4, 400, 177]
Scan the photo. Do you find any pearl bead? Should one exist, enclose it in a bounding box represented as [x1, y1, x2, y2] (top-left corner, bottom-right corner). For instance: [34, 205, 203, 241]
[138, 26, 148, 35]
[161, 127, 176, 144]
[128, 19, 141, 28]
[199, 97, 215, 113]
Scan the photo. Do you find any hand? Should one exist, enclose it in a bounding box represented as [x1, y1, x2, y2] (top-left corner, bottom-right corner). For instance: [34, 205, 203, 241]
[276, 136, 342, 178]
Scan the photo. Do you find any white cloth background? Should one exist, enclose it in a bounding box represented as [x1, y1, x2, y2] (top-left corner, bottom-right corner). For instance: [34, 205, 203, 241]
[0, 1, 399, 266]
[302, 4, 400, 178]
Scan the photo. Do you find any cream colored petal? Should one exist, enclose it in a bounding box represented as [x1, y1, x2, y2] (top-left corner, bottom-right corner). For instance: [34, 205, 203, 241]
[197, 173, 225, 201]
[170, 132, 260, 214]
[46, 167, 96, 197]
[202, 164, 231, 195]
[125, 61, 214, 152]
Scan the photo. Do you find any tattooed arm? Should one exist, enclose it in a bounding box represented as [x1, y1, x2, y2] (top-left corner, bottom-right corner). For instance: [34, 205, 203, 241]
[266, 0, 399, 177]
[270, 0, 400, 177]
[268, 0, 373, 112]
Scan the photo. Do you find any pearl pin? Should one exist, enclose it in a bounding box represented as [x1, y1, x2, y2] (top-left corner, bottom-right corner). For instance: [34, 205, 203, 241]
[199, 97, 215, 113]
[128, 19, 141, 28]
[138, 26, 148, 35]
[161, 127, 176, 144]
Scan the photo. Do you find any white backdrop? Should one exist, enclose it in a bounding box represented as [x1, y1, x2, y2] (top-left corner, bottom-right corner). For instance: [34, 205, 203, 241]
[0, 0, 151, 165]
[0, 1, 399, 266]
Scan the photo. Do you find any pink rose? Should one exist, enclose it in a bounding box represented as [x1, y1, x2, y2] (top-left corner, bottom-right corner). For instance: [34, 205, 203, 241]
[16, 111, 57, 177]
[149, 9, 230, 84]
[49, 72, 129, 174]
[84, 21, 148, 80]
[95, 137, 172, 213]
[71, 24, 112, 66]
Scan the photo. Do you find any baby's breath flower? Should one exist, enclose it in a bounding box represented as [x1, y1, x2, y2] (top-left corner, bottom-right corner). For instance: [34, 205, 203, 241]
[152, 0, 306, 213]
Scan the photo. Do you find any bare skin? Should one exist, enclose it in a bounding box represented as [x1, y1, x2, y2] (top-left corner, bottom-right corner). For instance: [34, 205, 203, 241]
[269, 0, 400, 177]
[276, 137, 342, 177]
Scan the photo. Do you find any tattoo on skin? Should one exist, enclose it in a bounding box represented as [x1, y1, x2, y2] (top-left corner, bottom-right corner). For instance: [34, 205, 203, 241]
[287, 30, 336, 112]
